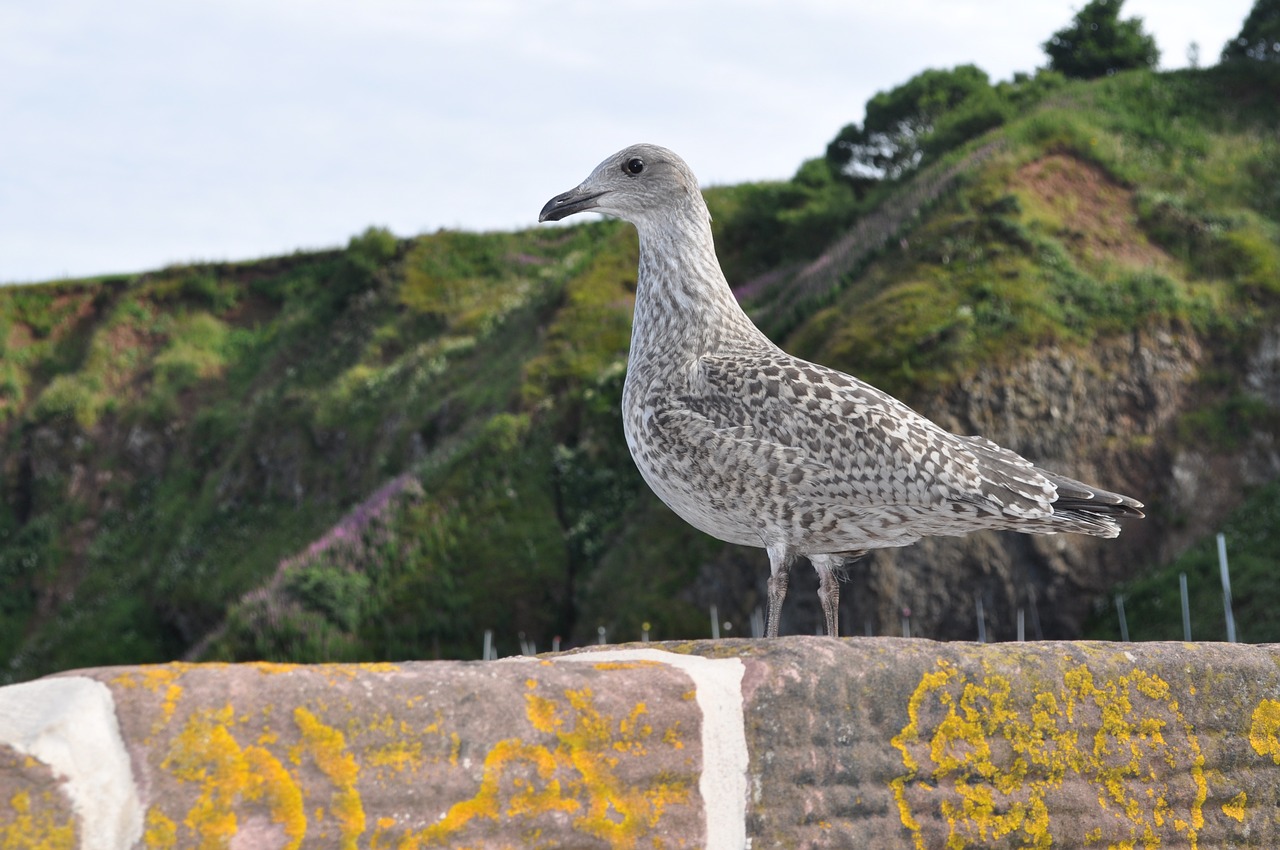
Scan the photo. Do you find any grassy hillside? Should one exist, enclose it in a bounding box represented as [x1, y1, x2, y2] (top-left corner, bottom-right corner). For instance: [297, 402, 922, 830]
[1084, 477, 1280, 643]
[779, 66, 1280, 392]
[2, 62, 1278, 680]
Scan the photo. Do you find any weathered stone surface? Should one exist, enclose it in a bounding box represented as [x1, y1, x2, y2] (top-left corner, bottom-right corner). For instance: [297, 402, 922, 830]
[3, 638, 1280, 848]
[0, 744, 78, 848]
[724, 638, 1280, 849]
[115, 657, 708, 848]
[0, 676, 138, 849]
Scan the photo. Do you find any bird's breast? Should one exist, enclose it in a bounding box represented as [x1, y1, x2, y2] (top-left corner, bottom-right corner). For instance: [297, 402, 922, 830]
[621, 369, 762, 548]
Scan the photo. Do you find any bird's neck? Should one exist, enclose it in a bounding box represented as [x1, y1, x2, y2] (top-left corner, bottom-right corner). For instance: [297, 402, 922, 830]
[630, 206, 766, 363]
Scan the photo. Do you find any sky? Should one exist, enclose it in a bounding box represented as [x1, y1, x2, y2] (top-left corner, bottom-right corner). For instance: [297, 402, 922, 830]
[0, 0, 1257, 284]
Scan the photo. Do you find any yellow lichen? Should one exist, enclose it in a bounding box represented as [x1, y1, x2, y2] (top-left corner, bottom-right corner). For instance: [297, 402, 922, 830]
[1221, 791, 1247, 823]
[246, 661, 302, 676]
[143, 808, 177, 850]
[111, 665, 188, 737]
[402, 683, 690, 848]
[449, 732, 461, 767]
[368, 740, 424, 774]
[0, 790, 76, 850]
[370, 815, 401, 850]
[891, 659, 1205, 850]
[293, 707, 365, 849]
[1248, 699, 1280, 763]
[162, 704, 307, 850]
[662, 724, 684, 751]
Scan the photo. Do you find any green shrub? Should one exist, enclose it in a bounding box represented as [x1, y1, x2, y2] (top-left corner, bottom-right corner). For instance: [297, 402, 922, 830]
[31, 374, 102, 427]
[0, 361, 23, 405]
[284, 563, 371, 632]
[347, 226, 399, 267]
[1177, 393, 1277, 450]
[155, 312, 230, 385]
[1086, 478, 1280, 643]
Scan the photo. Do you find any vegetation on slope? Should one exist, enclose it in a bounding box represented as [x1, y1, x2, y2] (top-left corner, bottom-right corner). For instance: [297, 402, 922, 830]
[1084, 478, 1280, 643]
[784, 65, 1280, 395]
[1, 24, 1278, 678]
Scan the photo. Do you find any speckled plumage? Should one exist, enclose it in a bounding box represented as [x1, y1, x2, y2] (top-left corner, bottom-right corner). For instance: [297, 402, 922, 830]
[540, 144, 1144, 637]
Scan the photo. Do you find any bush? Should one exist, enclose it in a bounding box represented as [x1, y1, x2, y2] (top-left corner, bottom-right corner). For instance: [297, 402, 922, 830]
[347, 226, 399, 268]
[31, 374, 102, 428]
[1222, 0, 1280, 63]
[1043, 0, 1159, 79]
[284, 563, 371, 632]
[827, 65, 996, 181]
[712, 160, 859, 280]
[1177, 394, 1277, 450]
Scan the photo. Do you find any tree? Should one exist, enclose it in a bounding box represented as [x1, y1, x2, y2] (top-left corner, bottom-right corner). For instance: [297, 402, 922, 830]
[1222, 0, 1280, 63]
[1042, 0, 1159, 79]
[826, 65, 996, 182]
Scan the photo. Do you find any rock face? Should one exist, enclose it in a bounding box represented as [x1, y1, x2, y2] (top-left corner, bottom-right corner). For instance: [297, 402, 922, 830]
[865, 327, 1204, 641]
[3, 638, 1280, 849]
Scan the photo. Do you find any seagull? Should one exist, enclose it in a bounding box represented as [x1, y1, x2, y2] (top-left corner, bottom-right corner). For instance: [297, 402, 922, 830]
[539, 143, 1143, 638]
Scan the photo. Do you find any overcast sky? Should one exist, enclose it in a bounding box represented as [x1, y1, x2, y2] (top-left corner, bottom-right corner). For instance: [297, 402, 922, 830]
[0, 0, 1256, 284]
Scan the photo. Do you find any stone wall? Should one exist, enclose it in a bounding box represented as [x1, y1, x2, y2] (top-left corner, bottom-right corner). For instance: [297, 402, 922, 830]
[2, 637, 1279, 848]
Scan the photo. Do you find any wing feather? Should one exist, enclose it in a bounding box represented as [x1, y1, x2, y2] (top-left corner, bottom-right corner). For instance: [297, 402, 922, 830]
[682, 351, 1058, 519]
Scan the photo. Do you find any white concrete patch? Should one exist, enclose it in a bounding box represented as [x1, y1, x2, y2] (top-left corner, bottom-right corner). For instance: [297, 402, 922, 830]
[553, 648, 749, 850]
[0, 676, 143, 850]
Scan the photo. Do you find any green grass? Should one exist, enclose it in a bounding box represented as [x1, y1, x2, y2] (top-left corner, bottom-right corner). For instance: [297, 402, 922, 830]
[1085, 478, 1280, 643]
[777, 64, 1280, 396]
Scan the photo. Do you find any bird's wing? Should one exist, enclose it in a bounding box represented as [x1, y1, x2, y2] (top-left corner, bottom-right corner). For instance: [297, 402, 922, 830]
[681, 350, 1059, 518]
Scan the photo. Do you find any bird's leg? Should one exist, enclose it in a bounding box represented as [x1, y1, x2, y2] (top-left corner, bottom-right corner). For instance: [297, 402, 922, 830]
[811, 554, 842, 637]
[765, 545, 795, 638]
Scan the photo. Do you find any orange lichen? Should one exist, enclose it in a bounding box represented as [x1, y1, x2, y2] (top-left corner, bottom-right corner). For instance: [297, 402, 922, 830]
[368, 740, 424, 774]
[245, 662, 302, 676]
[592, 661, 664, 671]
[370, 816, 401, 850]
[662, 724, 684, 751]
[1221, 791, 1247, 823]
[293, 707, 365, 849]
[271, 662, 400, 682]
[111, 665, 188, 736]
[892, 659, 1205, 850]
[449, 732, 461, 767]
[0, 790, 76, 850]
[162, 704, 306, 850]
[1248, 699, 1280, 763]
[402, 682, 691, 848]
[143, 808, 177, 850]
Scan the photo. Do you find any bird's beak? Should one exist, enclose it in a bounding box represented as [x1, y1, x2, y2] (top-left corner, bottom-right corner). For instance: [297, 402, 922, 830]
[539, 184, 605, 222]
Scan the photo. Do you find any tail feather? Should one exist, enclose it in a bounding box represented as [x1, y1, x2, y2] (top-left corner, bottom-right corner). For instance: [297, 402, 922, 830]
[955, 435, 1144, 538]
[1044, 471, 1145, 519]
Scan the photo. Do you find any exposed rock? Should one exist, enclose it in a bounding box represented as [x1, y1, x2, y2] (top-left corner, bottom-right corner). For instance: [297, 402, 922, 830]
[3, 639, 1280, 848]
[1245, 327, 1280, 408]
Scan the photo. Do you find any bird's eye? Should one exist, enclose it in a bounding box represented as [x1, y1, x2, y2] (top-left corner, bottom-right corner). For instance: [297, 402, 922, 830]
[625, 158, 645, 175]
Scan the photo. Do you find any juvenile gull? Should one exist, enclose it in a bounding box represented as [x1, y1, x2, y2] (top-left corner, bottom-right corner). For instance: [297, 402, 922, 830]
[540, 144, 1144, 638]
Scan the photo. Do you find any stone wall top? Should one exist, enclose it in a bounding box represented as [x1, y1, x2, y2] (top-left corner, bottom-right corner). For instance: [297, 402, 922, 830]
[2, 637, 1279, 848]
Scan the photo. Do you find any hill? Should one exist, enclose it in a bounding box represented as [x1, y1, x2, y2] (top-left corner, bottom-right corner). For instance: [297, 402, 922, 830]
[2, 62, 1278, 681]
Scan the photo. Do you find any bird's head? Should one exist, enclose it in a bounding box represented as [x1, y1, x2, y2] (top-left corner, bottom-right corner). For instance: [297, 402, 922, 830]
[539, 144, 704, 229]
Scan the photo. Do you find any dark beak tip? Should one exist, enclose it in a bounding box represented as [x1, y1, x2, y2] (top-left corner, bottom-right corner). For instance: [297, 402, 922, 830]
[538, 202, 562, 223]
[538, 188, 603, 223]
